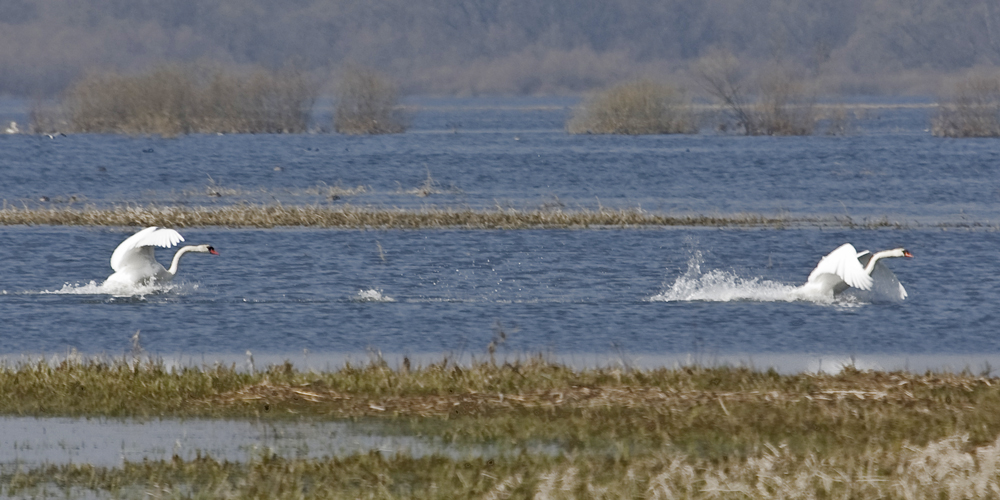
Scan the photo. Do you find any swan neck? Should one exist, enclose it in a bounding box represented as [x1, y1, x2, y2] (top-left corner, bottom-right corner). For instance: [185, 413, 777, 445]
[863, 250, 896, 275]
[167, 246, 196, 276]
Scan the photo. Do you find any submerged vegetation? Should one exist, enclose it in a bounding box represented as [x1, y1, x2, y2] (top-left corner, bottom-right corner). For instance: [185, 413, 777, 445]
[5, 354, 1000, 497]
[0, 204, 922, 229]
[567, 79, 695, 134]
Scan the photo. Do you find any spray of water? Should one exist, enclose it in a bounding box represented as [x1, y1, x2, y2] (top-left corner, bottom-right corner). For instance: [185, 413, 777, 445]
[353, 288, 395, 302]
[649, 250, 835, 304]
[40, 280, 189, 298]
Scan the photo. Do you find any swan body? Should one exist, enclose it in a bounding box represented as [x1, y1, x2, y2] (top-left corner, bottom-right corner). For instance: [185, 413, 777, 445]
[104, 227, 218, 287]
[799, 243, 912, 300]
[5, 122, 18, 134]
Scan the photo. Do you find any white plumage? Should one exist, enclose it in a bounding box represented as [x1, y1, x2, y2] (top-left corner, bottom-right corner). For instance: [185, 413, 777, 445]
[104, 227, 217, 287]
[799, 243, 912, 300]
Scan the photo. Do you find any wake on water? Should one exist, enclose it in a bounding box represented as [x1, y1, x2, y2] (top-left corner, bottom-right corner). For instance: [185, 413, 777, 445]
[649, 251, 804, 303]
[649, 251, 902, 305]
[40, 280, 193, 298]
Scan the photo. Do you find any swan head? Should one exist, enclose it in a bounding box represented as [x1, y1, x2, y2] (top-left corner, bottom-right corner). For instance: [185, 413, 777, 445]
[194, 244, 220, 255]
[878, 248, 912, 259]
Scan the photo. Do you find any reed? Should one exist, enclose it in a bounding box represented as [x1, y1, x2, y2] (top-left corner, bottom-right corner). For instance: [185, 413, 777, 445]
[59, 63, 316, 135]
[0, 204, 915, 229]
[567, 79, 696, 134]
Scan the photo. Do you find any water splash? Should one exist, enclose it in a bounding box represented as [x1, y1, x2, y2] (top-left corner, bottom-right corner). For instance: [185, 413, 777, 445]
[649, 251, 830, 304]
[353, 288, 395, 302]
[40, 280, 188, 298]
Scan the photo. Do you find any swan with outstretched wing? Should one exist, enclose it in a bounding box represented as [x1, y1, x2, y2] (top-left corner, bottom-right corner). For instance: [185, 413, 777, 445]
[104, 227, 218, 287]
[798, 243, 911, 300]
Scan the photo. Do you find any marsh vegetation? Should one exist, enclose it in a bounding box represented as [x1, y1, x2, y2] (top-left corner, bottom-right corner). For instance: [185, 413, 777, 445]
[52, 64, 316, 135]
[0, 204, 918, 229]
[5, 354, 1000, 498]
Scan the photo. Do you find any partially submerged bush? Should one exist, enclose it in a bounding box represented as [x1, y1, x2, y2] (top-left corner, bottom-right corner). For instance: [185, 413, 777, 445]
[59, 63, 316, 135]
[754, 66, 816, 135]
[333, 65, 407, 134]
[932, 72, 1000, 137]
[567, 79, 695, 134]
[694, 51, 815, 135]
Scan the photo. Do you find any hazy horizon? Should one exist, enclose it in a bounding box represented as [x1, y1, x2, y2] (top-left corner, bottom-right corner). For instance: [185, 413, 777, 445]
[1, 0, 998, 97]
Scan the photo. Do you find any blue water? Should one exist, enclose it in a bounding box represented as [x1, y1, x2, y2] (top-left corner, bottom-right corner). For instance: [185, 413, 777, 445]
[1, 97, 999, 363]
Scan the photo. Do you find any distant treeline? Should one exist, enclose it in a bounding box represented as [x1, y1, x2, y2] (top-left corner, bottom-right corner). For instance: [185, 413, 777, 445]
[3, 0, 1000, 97]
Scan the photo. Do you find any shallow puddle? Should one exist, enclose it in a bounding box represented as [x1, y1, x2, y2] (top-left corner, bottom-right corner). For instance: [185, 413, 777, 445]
[0, 416, 543, 470]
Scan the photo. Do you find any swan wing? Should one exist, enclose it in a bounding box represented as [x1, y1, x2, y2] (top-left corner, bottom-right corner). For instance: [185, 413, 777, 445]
[869, 260, 908, 301]
[807, 243, 873, 291]
[110, 227, 184, 271]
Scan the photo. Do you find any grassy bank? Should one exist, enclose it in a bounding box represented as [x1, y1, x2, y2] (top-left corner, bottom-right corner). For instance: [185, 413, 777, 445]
[0, 204, 920, 229]
[4, 355, 1000, 498]
[4, 355, 1000, 451]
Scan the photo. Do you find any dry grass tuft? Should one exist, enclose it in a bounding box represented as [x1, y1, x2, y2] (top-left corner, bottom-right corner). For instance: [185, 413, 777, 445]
[58, 63, 316, 135]
[567, 79, 695, 135]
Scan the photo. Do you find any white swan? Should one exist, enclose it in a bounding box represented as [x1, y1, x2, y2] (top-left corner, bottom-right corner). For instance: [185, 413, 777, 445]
[104, 227, 218, 287]
[799, 243, 912, 300]
[5, 121, 19, 134]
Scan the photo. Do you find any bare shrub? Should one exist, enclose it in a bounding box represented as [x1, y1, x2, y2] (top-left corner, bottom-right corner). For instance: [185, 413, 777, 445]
[59, 63, 316, 135]
[333, 65, 407, 135]
[932, 72, 1000, 137]
[567, 79, 695, 134]
[694, 50, 815, 135]
[693, 49, 756, 133]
